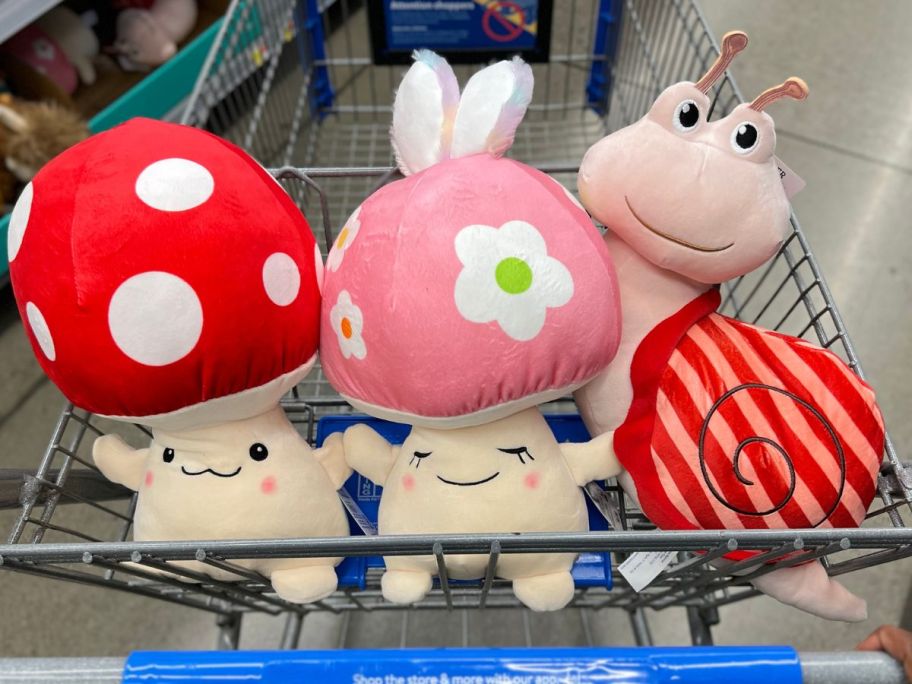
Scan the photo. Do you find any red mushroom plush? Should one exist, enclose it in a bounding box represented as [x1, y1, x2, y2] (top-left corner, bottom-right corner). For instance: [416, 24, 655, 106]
[321, 52, 623, 611]
[7, 118, 350, 603]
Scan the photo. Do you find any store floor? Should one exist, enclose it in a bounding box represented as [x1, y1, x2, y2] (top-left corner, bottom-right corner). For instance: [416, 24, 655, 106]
[1, 0, 911, 657]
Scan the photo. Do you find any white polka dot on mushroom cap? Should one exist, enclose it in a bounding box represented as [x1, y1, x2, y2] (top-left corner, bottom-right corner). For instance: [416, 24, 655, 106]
[135, 158, 214, 212]
[7, 182, 33, 262]
[25, 301, 55, 361]
[262, 252, 301, 306]
[108, 271, 203, 366]
[314, 244, 324, 294]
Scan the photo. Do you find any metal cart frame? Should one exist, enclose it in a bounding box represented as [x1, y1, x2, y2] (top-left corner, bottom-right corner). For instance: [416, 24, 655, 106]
[0, 0, 910, 679]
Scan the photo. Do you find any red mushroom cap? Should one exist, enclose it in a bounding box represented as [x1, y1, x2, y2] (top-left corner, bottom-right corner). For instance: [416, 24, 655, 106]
[8, 118, 322, 429]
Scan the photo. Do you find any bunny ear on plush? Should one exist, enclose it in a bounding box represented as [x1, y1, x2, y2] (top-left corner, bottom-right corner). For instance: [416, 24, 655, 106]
[450, 57, 534, 159]
[391, 50, 460, 176]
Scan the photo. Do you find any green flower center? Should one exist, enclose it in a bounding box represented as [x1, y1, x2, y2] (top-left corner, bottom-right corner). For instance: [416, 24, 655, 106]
[495, 257, 533, 295]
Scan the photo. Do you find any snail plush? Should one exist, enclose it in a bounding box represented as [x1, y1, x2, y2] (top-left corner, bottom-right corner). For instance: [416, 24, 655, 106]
[575, 32, 885, 621]
[7, 118, 350, 604]
[321, 51, 623, 612]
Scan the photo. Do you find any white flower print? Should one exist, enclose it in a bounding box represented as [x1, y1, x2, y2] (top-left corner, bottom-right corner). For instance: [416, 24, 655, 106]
[327, 206, 361, 272]
[330, 290, 366, 359]
[453, 220, 573, 341]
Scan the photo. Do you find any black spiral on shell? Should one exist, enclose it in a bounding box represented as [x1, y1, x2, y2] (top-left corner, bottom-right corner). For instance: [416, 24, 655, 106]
[696, 383, 846, 527]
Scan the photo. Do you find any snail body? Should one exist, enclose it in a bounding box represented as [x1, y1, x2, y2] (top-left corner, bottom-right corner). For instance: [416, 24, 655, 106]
[575, 32, 885, 621]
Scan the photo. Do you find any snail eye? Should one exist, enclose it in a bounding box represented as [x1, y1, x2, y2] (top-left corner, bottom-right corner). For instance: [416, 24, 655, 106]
[249, 443, 269, 461]
[163, 448, 175, 463]
[673, 99, 700, 132]
[730, 122, 759, 154]
[410, 451, 431, 468]
[497, 446, 534, 465]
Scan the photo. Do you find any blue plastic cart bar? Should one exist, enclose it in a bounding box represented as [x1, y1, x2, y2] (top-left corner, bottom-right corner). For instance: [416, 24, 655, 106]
[122, 646, 802, 683]
[0, 650, 904, 683]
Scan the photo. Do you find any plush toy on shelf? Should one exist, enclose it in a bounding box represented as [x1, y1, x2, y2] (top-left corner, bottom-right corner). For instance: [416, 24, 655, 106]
[321, 51, 623, 612]
[35, 6, 101, 86]
[7, 118, 350, 604]
[575, 31, 885, 621]
[114, 0, 198, 69]
[0, 95, 89, 189]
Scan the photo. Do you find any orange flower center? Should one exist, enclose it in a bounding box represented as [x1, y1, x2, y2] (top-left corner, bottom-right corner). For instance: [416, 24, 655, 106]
[340, 317, 353, 339]
[336, 226, 350, 249]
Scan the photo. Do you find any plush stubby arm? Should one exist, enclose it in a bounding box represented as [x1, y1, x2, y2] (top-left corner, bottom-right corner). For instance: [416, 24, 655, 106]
[342, 424, 399, 486]
[560, 432, 621, 486]
[92, 434, 148, 491]
[314, 432, 352, 490]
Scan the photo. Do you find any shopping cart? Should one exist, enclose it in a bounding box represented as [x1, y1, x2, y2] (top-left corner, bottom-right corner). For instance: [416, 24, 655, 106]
[0, 1, 910, 681]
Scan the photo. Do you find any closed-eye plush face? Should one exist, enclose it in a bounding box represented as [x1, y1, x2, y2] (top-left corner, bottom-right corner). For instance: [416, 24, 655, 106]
[343, 407, 618, 611]
[579, 81, 794, 285]
[379, 408, 588, 537]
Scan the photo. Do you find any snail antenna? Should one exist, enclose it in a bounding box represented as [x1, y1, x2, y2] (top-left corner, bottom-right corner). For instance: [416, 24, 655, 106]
[695, 31, 749, 93]
[749, 77, 809, 111]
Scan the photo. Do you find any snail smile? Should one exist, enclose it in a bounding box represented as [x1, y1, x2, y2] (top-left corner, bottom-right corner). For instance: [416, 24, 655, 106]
[624, 196, 734, 253]
[180, 466, 242, 478]
[436, 472, 500, 487]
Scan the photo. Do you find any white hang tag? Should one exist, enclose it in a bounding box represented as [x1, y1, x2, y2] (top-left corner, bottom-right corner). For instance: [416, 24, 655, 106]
[618, 551, 676, 592]
[584, 482, 624, 530]
[775, 157, 806, 199]
[337, 488, 377, 536]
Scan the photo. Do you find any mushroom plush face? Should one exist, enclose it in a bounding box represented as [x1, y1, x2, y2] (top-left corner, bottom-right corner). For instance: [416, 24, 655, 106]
[94, 408, 350, 603]
[344, 408, 617, 612]
[95, 408, 349, 545]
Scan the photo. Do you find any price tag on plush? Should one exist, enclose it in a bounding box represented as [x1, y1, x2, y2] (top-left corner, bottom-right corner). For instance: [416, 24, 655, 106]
[320, 51, 624, 612]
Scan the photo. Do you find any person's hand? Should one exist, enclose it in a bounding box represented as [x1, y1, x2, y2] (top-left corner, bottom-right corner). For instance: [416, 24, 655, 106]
[857, 625, 912, 681]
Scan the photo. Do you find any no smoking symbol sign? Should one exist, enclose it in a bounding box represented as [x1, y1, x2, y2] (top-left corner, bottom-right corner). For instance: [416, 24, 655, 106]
[482, 1, 526, 43]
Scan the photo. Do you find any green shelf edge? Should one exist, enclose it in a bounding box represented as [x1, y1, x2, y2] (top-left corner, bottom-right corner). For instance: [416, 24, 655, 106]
[0, 17, 224, 279]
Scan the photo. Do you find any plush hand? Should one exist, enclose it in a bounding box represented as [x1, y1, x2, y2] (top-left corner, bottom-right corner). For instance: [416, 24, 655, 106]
[93, 433, 148, 491]
[314, 431, 352, 489]
[342, 423, 400, 487]
[560, 431, 620, 486]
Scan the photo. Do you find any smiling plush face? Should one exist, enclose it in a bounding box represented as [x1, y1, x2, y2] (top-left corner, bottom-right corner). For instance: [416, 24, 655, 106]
[132, 407, 348, 541]
[578, 82, 793, 284]
[377, 408, 588, 536]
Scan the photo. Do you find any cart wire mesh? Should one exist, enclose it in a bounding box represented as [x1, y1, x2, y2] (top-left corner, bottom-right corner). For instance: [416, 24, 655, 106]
[1, 0, 910, 649]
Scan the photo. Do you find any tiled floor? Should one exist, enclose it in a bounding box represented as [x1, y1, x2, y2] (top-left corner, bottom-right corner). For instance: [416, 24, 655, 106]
[0, 0, 911, 659]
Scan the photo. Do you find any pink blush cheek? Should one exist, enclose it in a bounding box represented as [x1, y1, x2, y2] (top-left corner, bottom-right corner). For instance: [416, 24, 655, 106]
[524, 471, 541, 489]
[260, 476, 277, 494]
[144, 471, 154, 488]
[402, 474, 415, 491]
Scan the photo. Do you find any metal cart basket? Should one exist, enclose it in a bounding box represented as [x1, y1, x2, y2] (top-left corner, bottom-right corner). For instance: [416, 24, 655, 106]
[0, 0, 910, 681]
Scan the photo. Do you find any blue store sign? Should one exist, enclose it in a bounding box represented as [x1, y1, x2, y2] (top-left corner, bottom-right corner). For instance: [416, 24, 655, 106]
[368, 1, 553, 64]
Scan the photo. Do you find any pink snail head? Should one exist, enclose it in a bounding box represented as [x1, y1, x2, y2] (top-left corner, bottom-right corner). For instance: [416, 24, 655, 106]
[578, 31, 809, 284]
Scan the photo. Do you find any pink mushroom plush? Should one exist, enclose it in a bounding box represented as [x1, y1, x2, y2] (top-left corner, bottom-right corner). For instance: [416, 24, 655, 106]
[7, 118, 350, 604]
[575, 32, 884, 621]
[321, 52, 623, 611]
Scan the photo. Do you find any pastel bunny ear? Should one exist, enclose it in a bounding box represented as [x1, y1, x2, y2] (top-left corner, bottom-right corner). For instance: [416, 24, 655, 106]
[391, 50, 460, 176]
[450, 56, 533, 159]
